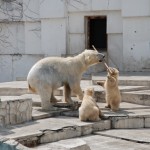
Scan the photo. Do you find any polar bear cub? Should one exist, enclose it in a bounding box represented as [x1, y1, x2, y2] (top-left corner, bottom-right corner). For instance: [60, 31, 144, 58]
[79, 88, 102, 121]
[97, 67, 121, 112]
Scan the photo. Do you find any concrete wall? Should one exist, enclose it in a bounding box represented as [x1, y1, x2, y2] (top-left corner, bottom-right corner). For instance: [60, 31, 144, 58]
[0, 0, 149, 82]
[122, 0, 150, 71]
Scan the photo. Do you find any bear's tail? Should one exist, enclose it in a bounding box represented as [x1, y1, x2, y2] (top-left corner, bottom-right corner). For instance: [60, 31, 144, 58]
[28, 83, 36, 93]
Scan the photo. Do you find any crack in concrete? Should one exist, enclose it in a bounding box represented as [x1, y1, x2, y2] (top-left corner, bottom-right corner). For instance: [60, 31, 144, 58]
[94, 132, 150, 144]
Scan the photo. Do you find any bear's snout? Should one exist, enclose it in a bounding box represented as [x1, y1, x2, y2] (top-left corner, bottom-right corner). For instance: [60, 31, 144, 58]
[98, 53, 105, 62]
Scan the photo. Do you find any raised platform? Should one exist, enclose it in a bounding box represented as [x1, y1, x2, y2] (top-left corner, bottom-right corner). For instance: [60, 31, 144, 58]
[0, 72, 150, 149]
[0, 102, 150, 148]
[0, 96, 32, 126]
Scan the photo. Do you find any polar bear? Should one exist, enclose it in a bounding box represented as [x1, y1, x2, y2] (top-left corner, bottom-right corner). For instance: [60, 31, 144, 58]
[97, 67, 121, 112]
[79, 88, 103, 121]
[27, 49, 105, 110]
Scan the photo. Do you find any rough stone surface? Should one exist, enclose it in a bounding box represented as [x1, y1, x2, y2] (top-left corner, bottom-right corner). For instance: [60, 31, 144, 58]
[34, 138, 91, 150]
[0, 73, 150, 149]
[92, 73, 150, 86]
[33, 134, 150, 150]
[82, 134, 150, 150]
[0, 96, 32, 126]
[122, 90, 150, 105]
[95, 128, 150, 143]
[0, 81, 28, 96]
[0, 117, 110, 147]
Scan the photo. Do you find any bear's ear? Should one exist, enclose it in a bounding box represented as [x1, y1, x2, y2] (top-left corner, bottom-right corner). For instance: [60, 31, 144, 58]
[88, 88, 94, 96]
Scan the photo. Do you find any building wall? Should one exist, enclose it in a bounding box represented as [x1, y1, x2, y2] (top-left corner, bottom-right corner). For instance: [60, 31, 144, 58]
[0, 0, 150, 82]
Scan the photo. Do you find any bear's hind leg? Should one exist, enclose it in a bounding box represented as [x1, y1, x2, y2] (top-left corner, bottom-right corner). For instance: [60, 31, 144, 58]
[38, 89, 57, 111]
[105, 104, 111, 109]
[88, 106, 100, 122]
[111, 101, 120, 112]
[51, 92, 61, 103]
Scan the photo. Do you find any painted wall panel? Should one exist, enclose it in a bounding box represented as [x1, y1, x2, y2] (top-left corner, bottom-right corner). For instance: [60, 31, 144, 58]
[123, 17, 150, 71]
[107, 33, 123, 70]
[92, 0, 108, 11]
[0, 22, 25, 55]
[41, 19, 66, 56]
[69, 13, 84, 33]
[23, 0, 40, 21]
[0, 55, 13, 82]
[67, 0, 91, 12]
[69, 33, 85, 55]
[107, 0, 121, 10]
[40, 0, 65, 18]
[107, 11, 123, 33]
[122, 0, 150, 17]
[12, 55, 44, 81]
[92, 0, 121, 11]
[25, 21, 42, 54]
[0, 0, 23, 21]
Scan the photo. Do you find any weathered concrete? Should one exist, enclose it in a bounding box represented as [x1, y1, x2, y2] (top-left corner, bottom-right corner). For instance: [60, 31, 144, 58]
[122, 90, 150, 105]
[34, 134, 150, 150]
[0, 72, 150, 149]
[33, 138, 91, 150]
[0, 81, 28, 96]
[0, 96, 32, 126]
[82, 134, 150, 150]
[0, 117, 110, 147]
[0, 102, 150, 147]
[95, 128, 150, 144]
[92, 72, 150, 86]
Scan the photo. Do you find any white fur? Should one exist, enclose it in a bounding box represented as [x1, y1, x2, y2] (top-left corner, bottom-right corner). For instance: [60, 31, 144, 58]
[27, 49, 104, 110]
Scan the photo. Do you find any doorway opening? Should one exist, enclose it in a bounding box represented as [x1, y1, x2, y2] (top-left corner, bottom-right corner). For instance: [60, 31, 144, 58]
[85, 16, 107, 52]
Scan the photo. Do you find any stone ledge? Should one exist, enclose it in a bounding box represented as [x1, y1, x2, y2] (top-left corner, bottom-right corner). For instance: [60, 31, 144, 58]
[122, 90, 150, 105]
[0, 96, 32, 126]
[0, 81, 28, 96]
[95, 128, 150, 144]
[0, 117, 111, 147]
[92, 75, 150, 86]
[35, 138, 91, 150]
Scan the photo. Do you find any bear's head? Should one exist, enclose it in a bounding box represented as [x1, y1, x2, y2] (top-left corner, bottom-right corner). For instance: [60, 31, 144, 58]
[83, 49, 105, 66]
[84, 87, 94, 97]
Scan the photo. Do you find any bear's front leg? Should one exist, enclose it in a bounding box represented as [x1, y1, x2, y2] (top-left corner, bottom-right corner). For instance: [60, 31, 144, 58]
[63, 83, 73, 104]
[71, 84, 83, 100]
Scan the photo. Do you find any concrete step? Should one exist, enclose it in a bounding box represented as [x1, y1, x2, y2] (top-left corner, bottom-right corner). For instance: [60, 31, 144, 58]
[0, 80, 148, 97]
[122, 90, 150, 105]
[95, 85, 149, 102]
[0, 116, 110, 147]
[21, 84, 149, 107]
[0, 81, 28, 96]
[1, 102, 150, 148]
[0, 81, 149, 109]
[95, 128, 150, 144]
[33, 138, 91, 150]
[62, 102, 150, 129]
[92, 75, 150, 86]
[34, 132, 150, 150]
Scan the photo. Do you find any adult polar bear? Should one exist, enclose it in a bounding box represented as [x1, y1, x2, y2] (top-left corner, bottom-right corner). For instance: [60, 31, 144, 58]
[27, 49, 105, 110]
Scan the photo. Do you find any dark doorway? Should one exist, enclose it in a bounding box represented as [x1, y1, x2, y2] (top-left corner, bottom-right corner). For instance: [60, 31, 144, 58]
[86, 16, 107, 51]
